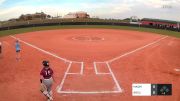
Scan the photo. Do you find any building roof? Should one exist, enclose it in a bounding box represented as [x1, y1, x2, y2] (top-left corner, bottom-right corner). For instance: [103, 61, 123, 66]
[141, 18, 179, 24]
[76, 11, 87, 14]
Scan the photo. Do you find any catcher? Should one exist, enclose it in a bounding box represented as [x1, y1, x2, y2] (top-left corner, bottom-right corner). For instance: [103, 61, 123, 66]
[40, 60, 54, 101]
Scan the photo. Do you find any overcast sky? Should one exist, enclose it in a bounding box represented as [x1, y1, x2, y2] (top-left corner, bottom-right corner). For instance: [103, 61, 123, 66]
[0, 0, 180, 21]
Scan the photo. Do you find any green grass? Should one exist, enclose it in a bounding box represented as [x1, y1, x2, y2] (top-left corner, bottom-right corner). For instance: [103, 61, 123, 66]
[0, 25, 180, 38]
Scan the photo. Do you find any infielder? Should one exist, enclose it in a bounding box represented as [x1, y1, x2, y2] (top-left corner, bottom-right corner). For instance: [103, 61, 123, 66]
[15, 40, 21, 60]
[40, 60, 54, 101]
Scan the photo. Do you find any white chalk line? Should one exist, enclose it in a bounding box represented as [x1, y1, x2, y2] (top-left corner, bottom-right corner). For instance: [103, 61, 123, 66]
[58, 90, 121, 94]
[10, 35, 82, 63]
[107, 36, 168, 63]
[10, 35, 167, 94]
[57, 62, 85, 93]
[93, 62, 111, 75]
[174, 68, 180, 72]
[106, 62, 122, 92]
[91, 36, 168, 93]
[10, 35, 120, 94]
[93, 62, 122, 92]
[65, 62, 84, 75]
[93, 62, 98, 74]
[57, 62, 84, 93]
[80, 62, 84, 75]
[58, 61, 122, 94]
[57, 62, 72, 92]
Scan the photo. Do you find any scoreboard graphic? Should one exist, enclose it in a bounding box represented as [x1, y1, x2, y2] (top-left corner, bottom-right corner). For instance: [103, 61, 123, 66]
[132, 84, 172, 96]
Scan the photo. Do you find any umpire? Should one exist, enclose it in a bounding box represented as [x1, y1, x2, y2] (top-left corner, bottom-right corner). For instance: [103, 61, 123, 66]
[40, 60, 54, 101]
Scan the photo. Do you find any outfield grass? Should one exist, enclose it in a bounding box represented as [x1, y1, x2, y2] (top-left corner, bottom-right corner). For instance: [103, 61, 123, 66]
[0, 25, 180, 38]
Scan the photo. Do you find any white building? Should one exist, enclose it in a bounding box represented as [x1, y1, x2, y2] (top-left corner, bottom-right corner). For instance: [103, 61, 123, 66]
[63, 13, 77, 18]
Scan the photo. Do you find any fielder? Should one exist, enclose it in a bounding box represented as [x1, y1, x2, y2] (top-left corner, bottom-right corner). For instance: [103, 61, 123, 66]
[40, 60, 54, 101]
[15, 40, 21, 60]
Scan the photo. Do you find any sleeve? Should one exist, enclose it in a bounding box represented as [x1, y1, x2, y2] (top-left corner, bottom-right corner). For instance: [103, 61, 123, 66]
[40, 70, 43, 75]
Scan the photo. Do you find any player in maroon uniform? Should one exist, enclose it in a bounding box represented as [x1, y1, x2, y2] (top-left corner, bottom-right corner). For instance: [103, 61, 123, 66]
[40, 60, 54, 101]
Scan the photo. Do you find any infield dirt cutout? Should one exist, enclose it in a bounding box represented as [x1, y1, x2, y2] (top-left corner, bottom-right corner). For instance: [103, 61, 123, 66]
[0, 29, 180, 101]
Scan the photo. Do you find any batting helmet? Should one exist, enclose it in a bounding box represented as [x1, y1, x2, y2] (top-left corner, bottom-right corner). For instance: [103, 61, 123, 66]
[42, 60, 49, 67]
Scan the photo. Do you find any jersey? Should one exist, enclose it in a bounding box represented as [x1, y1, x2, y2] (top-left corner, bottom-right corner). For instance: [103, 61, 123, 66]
[40, 67, 54, 79]
[15, 42, 20, 51]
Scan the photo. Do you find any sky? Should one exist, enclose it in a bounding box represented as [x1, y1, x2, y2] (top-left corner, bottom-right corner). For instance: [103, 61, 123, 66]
[0, 0, 180, 21]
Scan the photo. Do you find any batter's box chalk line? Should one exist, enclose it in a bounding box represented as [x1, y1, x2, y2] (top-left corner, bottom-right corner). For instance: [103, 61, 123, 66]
[10, 36, 122, 94]
[66, 62, 84, 75]
[57, 61, 123, 94]
[10, 35, 168, 94]
[94, 62, 111, 75]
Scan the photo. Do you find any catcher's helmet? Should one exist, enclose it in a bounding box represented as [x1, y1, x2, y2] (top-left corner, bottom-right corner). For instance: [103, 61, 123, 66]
[42, 60, 49, 67]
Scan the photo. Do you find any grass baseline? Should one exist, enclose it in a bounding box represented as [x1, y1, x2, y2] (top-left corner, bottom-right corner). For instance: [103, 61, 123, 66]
[0, 25, 179, 38]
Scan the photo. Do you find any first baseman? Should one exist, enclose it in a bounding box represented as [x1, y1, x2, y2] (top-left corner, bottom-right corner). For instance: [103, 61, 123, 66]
[15, 40, 21, 60]
[40, 60, 54, 101]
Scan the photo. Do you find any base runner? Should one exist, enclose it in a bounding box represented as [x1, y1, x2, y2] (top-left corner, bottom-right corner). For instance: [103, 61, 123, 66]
[40, 60, 54, 101]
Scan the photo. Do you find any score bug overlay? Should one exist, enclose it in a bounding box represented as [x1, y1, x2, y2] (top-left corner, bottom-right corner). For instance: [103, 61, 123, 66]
[132, 84, 172, 96]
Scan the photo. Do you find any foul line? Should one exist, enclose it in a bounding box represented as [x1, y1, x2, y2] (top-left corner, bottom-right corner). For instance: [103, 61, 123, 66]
[57, 62, 72, 92]
[107, 36, 168, 63]
[10, 35, 82, 63]
[10, 35, 167, 94]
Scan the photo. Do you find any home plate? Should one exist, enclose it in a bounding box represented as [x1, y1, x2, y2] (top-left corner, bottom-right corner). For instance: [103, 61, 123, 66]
[174, 68, 180, 72]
